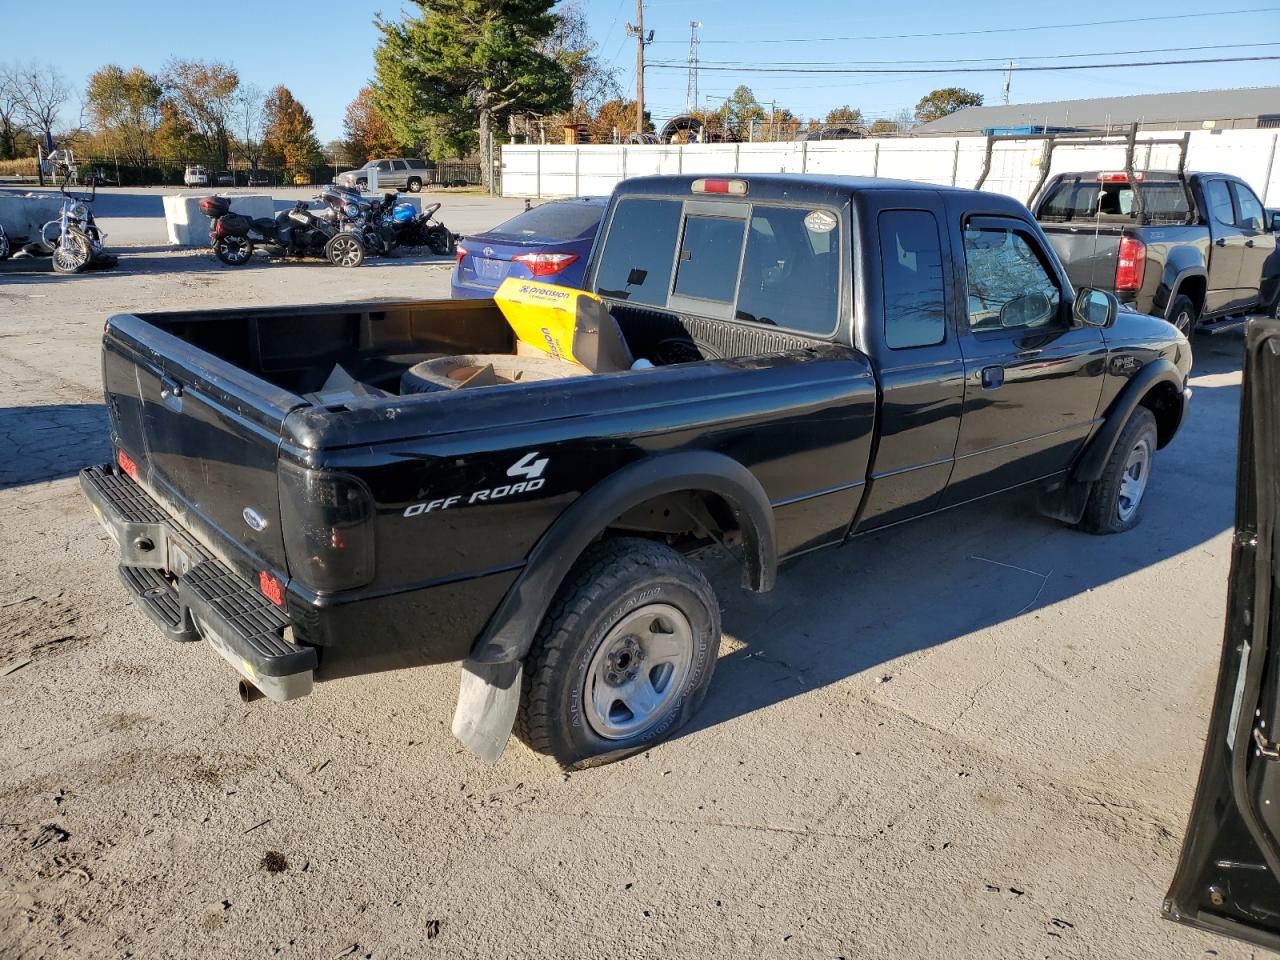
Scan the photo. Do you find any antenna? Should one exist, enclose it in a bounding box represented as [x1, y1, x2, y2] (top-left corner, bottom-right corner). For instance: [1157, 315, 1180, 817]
[625, 2, 655, 135]
[686, 21, 702, 114]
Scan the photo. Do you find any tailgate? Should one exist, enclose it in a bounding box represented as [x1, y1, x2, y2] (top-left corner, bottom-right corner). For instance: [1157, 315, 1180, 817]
[1040, 222, 1121, 293]
[102, 314, 305, 576]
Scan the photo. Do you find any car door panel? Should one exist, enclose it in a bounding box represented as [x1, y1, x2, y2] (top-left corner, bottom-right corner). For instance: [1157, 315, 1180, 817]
[1232, 182, 1277, 309]
[943, 215, 1107, 505]
[1202, 178, 1250, 314]
[1164, 318, 1280, 953]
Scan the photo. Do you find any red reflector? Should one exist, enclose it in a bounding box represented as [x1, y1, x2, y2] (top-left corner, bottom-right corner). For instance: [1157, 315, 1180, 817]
[258, 570, 285, 606]
[1116, 235, 1146, 291]
[512, 252, 579, 277]
[117, 449, 138, 481]
[691, 178, 747, 195]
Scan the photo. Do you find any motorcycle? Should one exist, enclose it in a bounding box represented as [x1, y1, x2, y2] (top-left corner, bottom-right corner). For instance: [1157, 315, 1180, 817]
[35, 167, 117, 274]
[199, 195, 365, 268]
[320, 185, 395, 258]
[386, 198, 455, 254]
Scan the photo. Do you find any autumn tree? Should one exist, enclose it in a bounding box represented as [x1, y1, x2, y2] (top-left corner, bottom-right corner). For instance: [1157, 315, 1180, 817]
[540, 0, 620, 117]
[85, 65, 162, 166]
[587, 99, 650, 144]
[262, 85, 322, 173]
[152, 100, 199, 161]
[914, 87, 983, 124]
[867, 118, 897, 135]
[342, 86, 402, 162]
[825, 105, 864, 128]
[234, 83, 268, 170]
[725, 85, 765, 140]
[372, 0, 572, 189]
[161, 58, 239, 167]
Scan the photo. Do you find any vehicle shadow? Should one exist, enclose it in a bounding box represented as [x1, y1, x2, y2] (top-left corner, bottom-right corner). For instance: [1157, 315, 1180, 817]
[679, 332, 1245, 741]
[0, 404, 109, 490]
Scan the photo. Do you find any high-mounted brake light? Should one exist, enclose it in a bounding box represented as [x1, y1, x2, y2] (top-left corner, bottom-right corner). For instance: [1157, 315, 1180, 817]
[1097, 171, 1144, 183]
[691, 178, 748, 195]
[117, 449, 138, 482]
[513, 252, 579, 277]
[258, 570, 285, 607]
[1116, 235, 1146, 291]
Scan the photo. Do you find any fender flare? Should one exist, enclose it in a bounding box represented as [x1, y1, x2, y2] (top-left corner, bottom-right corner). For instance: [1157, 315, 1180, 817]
[469, 449, 777, 665]
[1158, 264, 1208, 318]
[1072, 358, 1185, 484]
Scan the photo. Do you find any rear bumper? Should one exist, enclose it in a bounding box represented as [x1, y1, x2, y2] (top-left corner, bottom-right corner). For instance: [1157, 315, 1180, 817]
[81, 464, 315, 701]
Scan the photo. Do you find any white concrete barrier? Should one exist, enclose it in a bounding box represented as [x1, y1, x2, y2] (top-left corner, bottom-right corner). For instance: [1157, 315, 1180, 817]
[163, 193, 274, 246]
[0, 192, 65, 244]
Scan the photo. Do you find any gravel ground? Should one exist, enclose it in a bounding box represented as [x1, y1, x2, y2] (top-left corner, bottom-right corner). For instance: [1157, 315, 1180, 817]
[0, 187, 1260, 960]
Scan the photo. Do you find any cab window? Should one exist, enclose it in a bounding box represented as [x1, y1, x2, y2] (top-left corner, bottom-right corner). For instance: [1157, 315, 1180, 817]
[879, 210, 945, 349]
[593, 198, 682, 306]
[1205, 180, 1235, 227]
[1233, 183, 1265, 232]
[963, 226, 1061, 333]
[735, 206, 841, 335]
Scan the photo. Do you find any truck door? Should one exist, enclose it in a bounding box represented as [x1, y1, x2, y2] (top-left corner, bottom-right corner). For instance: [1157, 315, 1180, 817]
[943, 215, 1107, 505]
[1202, 178, 1251, 314]
[1230, 181, 1277, 310]
[1163, 319, 1280, 954]
[853, 204, 965, 530]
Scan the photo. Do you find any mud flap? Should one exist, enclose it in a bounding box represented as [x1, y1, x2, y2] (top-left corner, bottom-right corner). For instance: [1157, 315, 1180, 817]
[451, 659, 523, 763]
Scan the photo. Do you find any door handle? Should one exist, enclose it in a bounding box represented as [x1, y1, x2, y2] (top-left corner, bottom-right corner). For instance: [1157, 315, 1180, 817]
[1245, 239, 1255, 248]
[1215, 237, 1227, 247]
[1016, 348, 1042, 359]
[981, 365, 1004, 389]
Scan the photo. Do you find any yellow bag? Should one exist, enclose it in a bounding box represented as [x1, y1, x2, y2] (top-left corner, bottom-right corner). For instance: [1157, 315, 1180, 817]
[493, 278, 633, 373]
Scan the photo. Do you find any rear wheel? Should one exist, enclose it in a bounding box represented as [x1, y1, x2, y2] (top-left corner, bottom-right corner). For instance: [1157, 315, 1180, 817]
[1077, 407, 1158, 534]
[1167, 293, 1198, 338]
[325, 233, 365, 268]
[516, 538, 720, 769]
[213, 236, 253, 266]
[51, 229, 91, 274]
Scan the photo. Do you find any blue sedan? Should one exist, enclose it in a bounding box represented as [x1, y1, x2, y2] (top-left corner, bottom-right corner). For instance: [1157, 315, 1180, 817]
[451, 196, 607, 298]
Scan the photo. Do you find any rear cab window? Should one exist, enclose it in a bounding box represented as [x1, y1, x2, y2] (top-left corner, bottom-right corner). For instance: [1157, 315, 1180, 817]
[593, 193, 842, 336]
[1038, 176, 1191, 222]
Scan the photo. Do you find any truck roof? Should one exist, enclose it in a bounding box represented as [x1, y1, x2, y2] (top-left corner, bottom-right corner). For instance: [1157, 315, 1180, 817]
[616, 172, 990, 201]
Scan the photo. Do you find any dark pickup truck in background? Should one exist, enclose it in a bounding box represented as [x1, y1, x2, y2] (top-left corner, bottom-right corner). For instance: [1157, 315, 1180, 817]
[81, 173, 1191, 768]
[1030, 153, 1279, 338]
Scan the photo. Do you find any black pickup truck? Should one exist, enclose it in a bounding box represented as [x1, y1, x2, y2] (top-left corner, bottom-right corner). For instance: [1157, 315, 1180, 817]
[81, 173, 1192, 767]
[1032, 169, 1279, 336]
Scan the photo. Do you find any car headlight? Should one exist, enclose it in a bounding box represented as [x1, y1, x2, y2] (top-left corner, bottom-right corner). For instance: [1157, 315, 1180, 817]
[343, 202, 360, 218]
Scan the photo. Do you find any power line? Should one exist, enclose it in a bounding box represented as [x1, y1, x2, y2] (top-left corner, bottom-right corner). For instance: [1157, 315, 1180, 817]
[675, 40, 1280, 67]
[647, 54, 1280, 75]
[647, 6, 1280, 44]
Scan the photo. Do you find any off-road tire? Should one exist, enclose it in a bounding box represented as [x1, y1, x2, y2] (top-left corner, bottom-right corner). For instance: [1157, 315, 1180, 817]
[516, 537, 720, 769]
[1077, 406, 1158, 534]
[406, 177, 422, 193]
[1167, 293, 1198, 338]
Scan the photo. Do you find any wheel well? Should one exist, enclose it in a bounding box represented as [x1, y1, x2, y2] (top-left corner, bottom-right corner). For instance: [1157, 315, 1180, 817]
[1139, 381, 1183, 447]
[604, 489, 744, 552]
[1174, 276, 1206, 318]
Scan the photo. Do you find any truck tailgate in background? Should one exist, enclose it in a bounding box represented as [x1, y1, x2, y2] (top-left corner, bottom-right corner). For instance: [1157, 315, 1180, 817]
[102, 314, 305, 577]
[1040, 224, 1121, 293]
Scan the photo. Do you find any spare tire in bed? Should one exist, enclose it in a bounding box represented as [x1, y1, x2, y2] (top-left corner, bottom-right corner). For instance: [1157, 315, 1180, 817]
[400, 353, 591, 394]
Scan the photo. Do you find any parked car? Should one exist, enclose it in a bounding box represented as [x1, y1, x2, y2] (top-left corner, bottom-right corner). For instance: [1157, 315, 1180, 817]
[1164, 316, 1280, 952]
[215, 171, 236, 187]
[334, 157, 434, 193]
[80, 173, 1190, 769]
[452, 196, 607, 298]
[1032, 169, 1279, 335]
[245, 169, 270, 187]
[183, 165, 208, 188]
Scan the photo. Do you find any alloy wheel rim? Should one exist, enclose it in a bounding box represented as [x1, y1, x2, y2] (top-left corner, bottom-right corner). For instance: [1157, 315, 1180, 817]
[1117, 437, 1151, 523]
[218, 239, 249, 264]
[53, 234, 88, 271]
[332, 237, 360, 266]
[583, 602, 694, 740]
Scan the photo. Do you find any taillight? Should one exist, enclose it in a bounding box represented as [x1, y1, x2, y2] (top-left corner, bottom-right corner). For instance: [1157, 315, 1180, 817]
[277, 463, 375, 592]
[258, 570, 286, 606]
[455, 244, 467, 267]
[512, 252, 579, 277]
[1116, 235, 1146, 291]
[117, 449, 139, 481]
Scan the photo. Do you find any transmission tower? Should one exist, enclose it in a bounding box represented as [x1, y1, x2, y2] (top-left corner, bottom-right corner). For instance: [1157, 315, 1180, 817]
[686, 21, 702, 114]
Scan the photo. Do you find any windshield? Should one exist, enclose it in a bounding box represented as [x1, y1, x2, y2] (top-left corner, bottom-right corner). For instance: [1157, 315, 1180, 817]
[1038, 177, 1191, 222]
[484, 201, 604, 242]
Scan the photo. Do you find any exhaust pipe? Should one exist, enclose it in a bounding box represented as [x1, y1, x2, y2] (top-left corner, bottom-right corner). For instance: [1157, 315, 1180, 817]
[237, 678, 264, 703]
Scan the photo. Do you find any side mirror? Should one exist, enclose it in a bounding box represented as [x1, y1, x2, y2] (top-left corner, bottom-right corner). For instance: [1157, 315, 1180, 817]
[1073, 287, 1118, 328]
[999, 291, 1053, 328]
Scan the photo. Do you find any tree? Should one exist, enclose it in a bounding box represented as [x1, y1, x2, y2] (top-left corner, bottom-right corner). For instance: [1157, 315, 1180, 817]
[262, 85, 321, 173]
[160, 58, 239, 167]
[342, 86, 402, 162]
[153, 100, 200, 162]
[540, 0, 620, 116]
[825, 104, 864, 128]
[725, 85, 764, 140]
[234, 83, 268, 170]
[10, 61, 70, 145]
[587, 99, 650, 144]
[867, 118, 897, 135]
[914, 87, 983, 124]
[0, 64, 29, 160]
[372, 0, 572, 190]
[84, 65, 162, 166]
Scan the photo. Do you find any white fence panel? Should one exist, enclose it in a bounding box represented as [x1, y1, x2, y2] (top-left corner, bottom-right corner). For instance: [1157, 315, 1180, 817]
[801, 141, 879, 176]
[681, 144, 741, 174]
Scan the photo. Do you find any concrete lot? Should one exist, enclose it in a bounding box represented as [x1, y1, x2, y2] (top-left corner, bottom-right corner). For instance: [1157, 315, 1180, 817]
[0, 188, 1259, 959]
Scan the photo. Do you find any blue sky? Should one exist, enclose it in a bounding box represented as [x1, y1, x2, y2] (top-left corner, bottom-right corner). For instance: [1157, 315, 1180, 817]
[3, 0, 1277, 141]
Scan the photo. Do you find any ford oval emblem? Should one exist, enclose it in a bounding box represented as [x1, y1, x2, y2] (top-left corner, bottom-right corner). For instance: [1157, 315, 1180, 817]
[242, 507, 268, 532]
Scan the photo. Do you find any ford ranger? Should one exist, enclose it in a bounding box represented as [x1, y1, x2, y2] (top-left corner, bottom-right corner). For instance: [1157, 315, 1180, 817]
[80, 173, 1192, 768]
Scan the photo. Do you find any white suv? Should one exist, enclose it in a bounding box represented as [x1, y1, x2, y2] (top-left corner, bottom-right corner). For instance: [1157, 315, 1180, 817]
[183, 165, 209, 188]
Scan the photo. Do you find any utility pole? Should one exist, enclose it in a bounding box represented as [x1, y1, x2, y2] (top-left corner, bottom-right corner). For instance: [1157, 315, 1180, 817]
[686, 20, 702, 114]
[625, 2, 654, 136]
[770, 100, 777, 142]
[1002, 60, 1019, 105]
